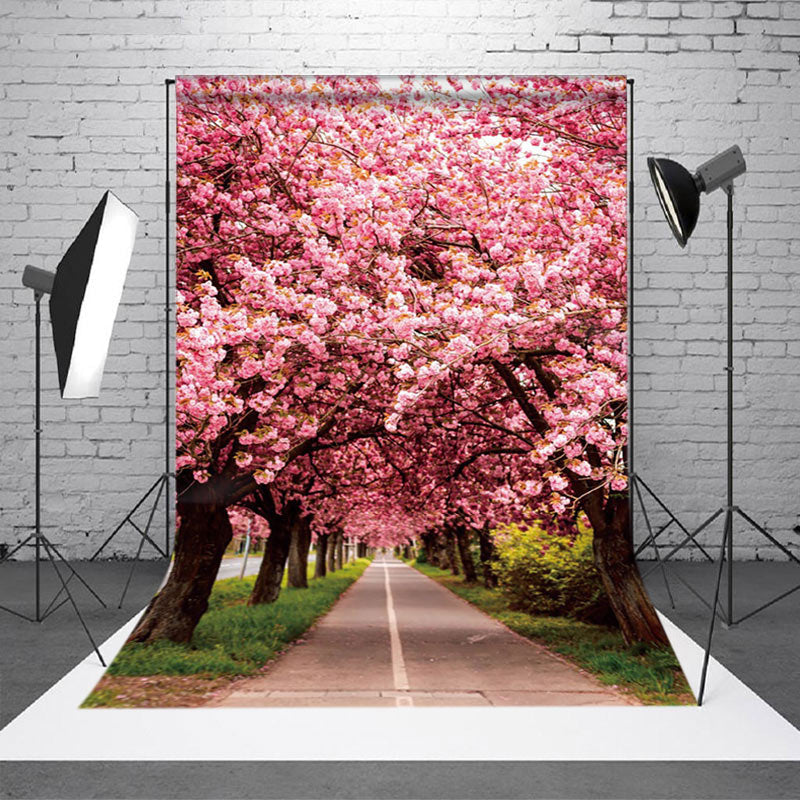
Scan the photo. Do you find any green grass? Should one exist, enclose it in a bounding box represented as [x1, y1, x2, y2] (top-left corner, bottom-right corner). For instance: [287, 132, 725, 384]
[81, 688, 129, 708]
[99, 558, 371, 680]
[411, 561, 694, 705]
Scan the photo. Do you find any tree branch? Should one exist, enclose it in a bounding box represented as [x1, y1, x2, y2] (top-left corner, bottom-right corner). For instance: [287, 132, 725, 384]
[491, 359, 549, 438]
[453, 447, 527, 479]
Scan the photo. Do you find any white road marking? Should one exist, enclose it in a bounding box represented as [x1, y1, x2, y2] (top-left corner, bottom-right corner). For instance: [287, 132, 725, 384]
[382, 558, 411, 705]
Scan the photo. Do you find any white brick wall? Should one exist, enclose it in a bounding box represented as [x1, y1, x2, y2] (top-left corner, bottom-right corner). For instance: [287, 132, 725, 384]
[1, 0, 798, 560]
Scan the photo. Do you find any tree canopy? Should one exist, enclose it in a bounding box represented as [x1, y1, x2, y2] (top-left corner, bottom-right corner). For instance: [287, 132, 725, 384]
[131, 75, 667, 648]
[175, 74, 628, 538]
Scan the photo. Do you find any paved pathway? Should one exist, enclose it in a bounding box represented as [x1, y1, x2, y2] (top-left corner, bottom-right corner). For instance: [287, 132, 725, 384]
[210, 555, 636, 707]
[216, 556, 263, 580]
[216, 553, 316, 580]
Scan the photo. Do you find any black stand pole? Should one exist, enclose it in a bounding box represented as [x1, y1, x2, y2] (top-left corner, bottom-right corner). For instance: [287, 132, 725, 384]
[0, 293, 106, 666]
[625, 78, 691, 605]
[165, 76, 173, 557]
[88, 78, 176, 608]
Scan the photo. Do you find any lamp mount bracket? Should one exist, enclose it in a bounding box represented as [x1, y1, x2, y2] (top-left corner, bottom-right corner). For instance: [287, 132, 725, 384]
[21, 265, 54, 296]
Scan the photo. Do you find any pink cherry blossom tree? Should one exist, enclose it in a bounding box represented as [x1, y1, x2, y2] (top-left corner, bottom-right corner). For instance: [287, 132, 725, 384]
[130, 75, 666, 648]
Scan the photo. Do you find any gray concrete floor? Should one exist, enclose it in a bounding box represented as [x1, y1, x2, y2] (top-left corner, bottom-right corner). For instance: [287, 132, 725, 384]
[1, 558, 798, 798]
[0, 559, 169, 729]
[644, 561, 800, 729]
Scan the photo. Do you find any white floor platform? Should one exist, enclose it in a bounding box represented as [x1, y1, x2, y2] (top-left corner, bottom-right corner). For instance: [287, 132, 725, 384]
[1, 611, 799, 761]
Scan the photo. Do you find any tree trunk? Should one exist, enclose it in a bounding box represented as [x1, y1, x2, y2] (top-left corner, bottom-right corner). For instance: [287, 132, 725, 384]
[444, 529, 459, 576]
[421, 531, 441, 567]
[478, 525, 497, 588]
[586, 493, 670, 646]
[420, 533, 432, 564]
[248, 500, 296, 605]
[492, 358, 668, 645]
[287, 514, 312, 588]
[315, 533, 328, 579]
[128, 484, 232, 644]
[335, 533, 344, 570]
[454, 525, 478, 583]
[327, 530, 338, 572]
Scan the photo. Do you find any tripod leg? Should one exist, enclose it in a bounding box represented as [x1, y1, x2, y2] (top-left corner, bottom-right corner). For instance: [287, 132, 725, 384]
[668, 570, 728, 622]
[0, 534, 36, 563]
[125, 475, 168, 559]
[118, 535, 146, 608]
[634, 519, 674, 558]
[735, 508, 800, 567]
[698, 511, 732, 706]
[633, 478, 675, 608]
[735, 582, 800, 625]
[41, 539, 106, 611]
[730, 509, 800, 623]
[89, 475, 164, 561]
[0, 603, 36, 622]
[660, 508, 724, 566]
[88, 515, 133, 563]
[40, 539, 106, 667]
[40, 586, 70, 620]
[128, 520, 166, 559]
[636, 475, 714, 561]
[0, 535, 42, 621]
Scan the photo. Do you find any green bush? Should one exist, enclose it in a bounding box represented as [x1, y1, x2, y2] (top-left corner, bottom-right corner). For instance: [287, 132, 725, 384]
[492, 523, 613, 624]
[414, 547, 428, 564]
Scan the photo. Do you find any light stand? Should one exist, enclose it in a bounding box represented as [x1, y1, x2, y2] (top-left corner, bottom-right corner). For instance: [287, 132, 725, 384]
[0, 282, 107, 667]
[1, 191, 139, 665]
[88, 79, 176, 609]
[644, 146, 800, 704]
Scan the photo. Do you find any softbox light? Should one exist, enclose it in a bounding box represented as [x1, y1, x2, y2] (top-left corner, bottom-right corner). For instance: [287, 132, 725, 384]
[49, 191, 138, 398]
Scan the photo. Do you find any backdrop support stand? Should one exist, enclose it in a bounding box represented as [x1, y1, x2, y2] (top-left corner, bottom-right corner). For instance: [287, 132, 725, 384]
[625, 78, 689, 605]
[88, 79, 176, 606]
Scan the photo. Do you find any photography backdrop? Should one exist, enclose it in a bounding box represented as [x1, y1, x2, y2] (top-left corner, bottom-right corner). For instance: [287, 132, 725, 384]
[0, 1, 798, 562]
[174, 73, 633, 538]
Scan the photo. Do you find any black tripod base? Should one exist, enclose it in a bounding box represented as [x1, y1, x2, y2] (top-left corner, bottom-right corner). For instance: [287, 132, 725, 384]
[0, 533, 107, 667]
[90, 473, 170, 562]
[90, 473, 171, 608]
[650, 504, 800, 629]
[631, 481, 800, 705]
[725, 506, 800, 626]
[630, 472, 714, 612]
[651, 504, 800, 705]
